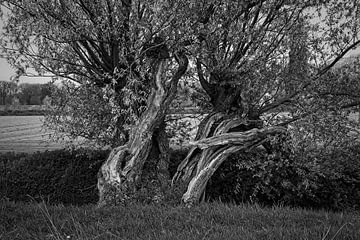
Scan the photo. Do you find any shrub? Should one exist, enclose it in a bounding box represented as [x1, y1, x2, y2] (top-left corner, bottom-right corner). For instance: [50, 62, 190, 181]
[0, 148, 189, 206]
[0, 149, 109, 205]
[206, 142, 360, 211]
[303, 144, 360, 210]
[3, 144, 358, 211]
[168, 148, 189, 178]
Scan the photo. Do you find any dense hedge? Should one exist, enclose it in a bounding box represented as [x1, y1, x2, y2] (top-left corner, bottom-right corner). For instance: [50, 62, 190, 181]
[0, 148, 188, 206]
[207, 144, 360, 211]
[1, 146, 359, 211]
[0, 149, 108, 205]
[0, 109, 46, 116]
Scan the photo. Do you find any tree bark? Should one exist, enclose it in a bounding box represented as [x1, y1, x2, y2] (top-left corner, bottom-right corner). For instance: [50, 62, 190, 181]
[171, 64, 289, 206]
[173, 113, 286, 206]
[98, 54, 188, 206]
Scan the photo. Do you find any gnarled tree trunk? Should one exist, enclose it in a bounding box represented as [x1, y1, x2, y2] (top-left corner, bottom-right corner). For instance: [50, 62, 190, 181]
[172, 64, 286, 206]
[98, 55, 188, 206]
[173, 112, 285, 206]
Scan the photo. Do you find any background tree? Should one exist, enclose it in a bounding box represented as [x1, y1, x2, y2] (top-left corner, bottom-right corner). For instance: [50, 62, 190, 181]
[0, 80, 16, 105]
[17, 83, 42, 105]
[39, 82, 53, 104]
[172, 0, 360, 205]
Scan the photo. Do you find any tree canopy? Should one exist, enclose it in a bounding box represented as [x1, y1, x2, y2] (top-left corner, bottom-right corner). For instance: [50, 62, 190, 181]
[0, 0, 195, 145]
[2, 1, 360, 133]
[188, 1, 360, 118]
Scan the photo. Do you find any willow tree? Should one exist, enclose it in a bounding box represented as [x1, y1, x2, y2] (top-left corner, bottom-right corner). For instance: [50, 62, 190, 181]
[0, 0, 192, 205]
[173, 0, 360, 205]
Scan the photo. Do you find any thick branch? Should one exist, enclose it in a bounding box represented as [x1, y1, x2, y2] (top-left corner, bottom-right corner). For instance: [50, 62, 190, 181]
[340, 101, 360, 109]
[169, 51, 189, 93]
[191, 126, 286, 149]
[182, 145, 240, 205]
[317, 40, 360, 77]
[172, 112, 225, 183]
[318, 91, 360, 98]
[259, 95, 294, 114]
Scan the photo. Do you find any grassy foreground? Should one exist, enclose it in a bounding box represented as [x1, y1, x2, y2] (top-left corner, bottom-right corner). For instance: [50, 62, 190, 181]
[0, 200, 359, 240]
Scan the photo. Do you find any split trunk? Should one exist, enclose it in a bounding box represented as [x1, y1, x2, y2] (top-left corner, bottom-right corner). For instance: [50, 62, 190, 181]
[173, 77, 286, 206]
[98, 56, 188, 206]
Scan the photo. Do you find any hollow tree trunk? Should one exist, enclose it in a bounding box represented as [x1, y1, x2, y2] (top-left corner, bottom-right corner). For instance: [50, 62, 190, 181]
[98, 55, 188, 206]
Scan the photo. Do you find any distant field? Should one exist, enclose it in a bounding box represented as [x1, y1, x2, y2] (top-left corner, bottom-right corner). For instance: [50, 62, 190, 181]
[0, 114, 199, 153]
[1, 113, 358, 153]
[0, 116, 71, 153]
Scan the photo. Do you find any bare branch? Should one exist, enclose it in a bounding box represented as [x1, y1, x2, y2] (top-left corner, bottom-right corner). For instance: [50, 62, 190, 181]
[317, 40, 360, 77]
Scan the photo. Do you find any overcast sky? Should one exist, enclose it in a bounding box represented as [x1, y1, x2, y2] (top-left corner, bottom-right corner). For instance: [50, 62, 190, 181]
[0, 58, 52, 84]
[0, 16, 51, 84]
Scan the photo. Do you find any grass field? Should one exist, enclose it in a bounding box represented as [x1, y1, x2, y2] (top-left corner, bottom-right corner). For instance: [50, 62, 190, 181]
[0, 116, 72, 153]
[1, 200, 359, 240]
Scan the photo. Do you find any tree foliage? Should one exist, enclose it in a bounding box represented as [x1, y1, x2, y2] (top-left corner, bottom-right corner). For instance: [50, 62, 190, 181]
[43, 81, 130, 146]
[186, 1, 360, 118]
[0, 0, 194, 144]
[171, 0, 360, 205]
[4, 1, 358, 145]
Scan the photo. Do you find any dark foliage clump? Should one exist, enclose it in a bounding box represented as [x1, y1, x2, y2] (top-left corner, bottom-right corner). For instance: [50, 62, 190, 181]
[0, 149, 109, 205]
[0, 148, 189, 206]
[206, 142, 360, 212]
[2, 145, 359, 211]
[168, 148, 189, 178]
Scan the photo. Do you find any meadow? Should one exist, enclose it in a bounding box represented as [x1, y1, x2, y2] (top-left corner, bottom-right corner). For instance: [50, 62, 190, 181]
[1, 200, 360, 240]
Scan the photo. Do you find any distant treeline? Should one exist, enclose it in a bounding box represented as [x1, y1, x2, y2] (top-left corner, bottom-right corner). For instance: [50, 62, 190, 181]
[0, 81, 53, 105]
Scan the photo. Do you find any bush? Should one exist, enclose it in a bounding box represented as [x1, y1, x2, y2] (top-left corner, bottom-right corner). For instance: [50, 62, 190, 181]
[2, 145, 358, 211]
[0, 149, 109, 205]
[168, 148, 189, 178]
[302, 144, 360, 210]
[206, 142, 360, 211]
[0, 148, 189, 206]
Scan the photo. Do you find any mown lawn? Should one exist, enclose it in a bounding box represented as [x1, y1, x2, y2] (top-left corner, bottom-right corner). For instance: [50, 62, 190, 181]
[1, 200, 359, 240]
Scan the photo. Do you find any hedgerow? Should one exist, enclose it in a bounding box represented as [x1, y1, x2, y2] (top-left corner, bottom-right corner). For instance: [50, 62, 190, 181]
[1, 145, 359, 211]
[0, 149, 108, 205]
[207, 143, 360, 211]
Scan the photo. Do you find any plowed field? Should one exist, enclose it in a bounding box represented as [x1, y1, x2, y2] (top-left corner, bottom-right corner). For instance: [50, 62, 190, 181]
[0, 116, 67, 153]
